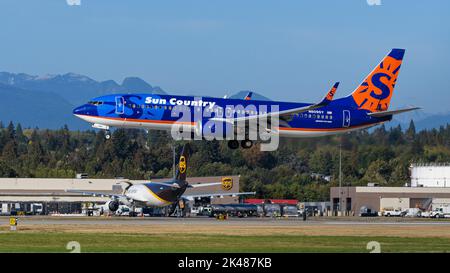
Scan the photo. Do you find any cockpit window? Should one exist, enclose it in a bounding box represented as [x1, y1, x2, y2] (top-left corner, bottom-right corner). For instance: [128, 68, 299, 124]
[88, 101, 103, 106]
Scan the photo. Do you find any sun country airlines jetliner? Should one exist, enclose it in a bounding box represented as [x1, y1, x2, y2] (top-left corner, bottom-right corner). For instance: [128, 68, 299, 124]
[66, 144, 255, 214]
[73, 49, 419, 149]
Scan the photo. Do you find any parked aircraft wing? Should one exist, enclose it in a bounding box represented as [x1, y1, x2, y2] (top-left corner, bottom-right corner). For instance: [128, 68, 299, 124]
[182, 191, 256, 201]
[188, 182, 222, 188]
[65, 189, 125, 198]
[148, 181, 181, 189]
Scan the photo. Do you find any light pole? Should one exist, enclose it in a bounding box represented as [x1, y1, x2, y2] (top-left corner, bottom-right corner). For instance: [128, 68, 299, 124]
[172, 143, 176, 177]
[339, 136, 343, 216]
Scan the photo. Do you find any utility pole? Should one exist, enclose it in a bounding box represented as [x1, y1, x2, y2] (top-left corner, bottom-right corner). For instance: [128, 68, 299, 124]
[172, 143, 176, 177]
[339, 136, 343, 216]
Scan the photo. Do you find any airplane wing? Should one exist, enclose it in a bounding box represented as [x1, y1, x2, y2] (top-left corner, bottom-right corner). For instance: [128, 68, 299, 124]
[148, 181, 182, 189]
[182, 191, 256, 201]
[188, 182, 222, 188]
[367, 107, 420, 118]
[209, 82, 339, 124]
[65, 189, 125, 198]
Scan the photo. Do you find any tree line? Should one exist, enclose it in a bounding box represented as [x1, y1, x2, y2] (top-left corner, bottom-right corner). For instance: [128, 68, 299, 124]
[0, 120, 449, 201]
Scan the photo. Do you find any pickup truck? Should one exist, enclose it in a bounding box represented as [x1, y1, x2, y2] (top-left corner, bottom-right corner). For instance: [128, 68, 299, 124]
[383, 209, 405, 217]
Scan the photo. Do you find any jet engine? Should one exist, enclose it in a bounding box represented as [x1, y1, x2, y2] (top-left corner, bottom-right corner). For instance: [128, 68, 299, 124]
[107, 200, 120, 212]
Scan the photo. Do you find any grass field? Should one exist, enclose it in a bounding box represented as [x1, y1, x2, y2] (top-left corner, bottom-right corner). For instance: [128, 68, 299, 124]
[1, 232, 450, 253]
[2, 217, 450, 253]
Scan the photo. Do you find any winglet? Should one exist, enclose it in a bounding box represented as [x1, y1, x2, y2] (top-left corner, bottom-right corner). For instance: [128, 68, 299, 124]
[318, 82, 339, 106]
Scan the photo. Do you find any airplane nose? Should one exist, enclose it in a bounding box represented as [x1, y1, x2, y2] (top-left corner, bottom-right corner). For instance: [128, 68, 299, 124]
[73, 104, 97, 116]
[73, 105, 85, 115]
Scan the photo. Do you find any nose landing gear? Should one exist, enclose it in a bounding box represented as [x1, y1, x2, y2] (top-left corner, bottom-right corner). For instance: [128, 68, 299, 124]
[92, 124, 111, 140]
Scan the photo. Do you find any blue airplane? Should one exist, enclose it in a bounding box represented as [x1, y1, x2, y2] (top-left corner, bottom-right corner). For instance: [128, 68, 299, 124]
[73, 49, 419, 149]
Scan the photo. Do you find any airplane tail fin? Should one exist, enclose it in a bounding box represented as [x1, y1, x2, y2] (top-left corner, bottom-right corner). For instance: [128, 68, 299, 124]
[346, 48, 405, 112]
[175, 143, 191, 181]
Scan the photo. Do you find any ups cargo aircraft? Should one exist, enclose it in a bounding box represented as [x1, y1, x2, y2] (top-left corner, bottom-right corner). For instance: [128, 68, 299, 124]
[73, 49, 419, 149]
[66, 143, 255, 214]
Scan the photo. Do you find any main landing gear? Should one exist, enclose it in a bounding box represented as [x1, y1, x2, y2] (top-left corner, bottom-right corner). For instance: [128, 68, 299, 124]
[105, 130, 111, 140]
[227, 140, 253, 149]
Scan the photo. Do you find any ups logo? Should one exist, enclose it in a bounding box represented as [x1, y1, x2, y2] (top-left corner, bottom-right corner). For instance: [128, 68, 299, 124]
[179, 156, 186, 174]
[221, 177, 233, 191]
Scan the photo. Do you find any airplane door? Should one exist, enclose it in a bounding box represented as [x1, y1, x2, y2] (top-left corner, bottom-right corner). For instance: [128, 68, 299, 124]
[343, 110, 351, 127]
[115, 96, 124, 114]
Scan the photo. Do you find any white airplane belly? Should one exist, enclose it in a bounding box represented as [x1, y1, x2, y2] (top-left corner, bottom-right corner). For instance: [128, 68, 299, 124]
[277, 123, 381, 138]
[128, 184, 172, 207]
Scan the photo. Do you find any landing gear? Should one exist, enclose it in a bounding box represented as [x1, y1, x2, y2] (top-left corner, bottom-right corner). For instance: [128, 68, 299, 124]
[227, 140, 239, 149]
[241, 140, 253, 149]
[227, 139, 253, 149]
[105, 130, 111, 140]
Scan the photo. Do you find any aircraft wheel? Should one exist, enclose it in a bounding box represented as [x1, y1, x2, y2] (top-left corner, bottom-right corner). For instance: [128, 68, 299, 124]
[241, 140, 253, 149]
[227, 140, 239, 149]
[105, 131, 111, 140]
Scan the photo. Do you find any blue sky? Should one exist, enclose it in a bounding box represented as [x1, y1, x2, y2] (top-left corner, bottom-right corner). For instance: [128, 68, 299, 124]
[1, 0, 449, 113]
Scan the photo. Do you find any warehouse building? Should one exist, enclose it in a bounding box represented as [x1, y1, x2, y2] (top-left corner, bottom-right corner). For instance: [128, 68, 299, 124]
[0, 175, 240, 215]
[330, 163, 450, 215]
[330, 186, 450, 215]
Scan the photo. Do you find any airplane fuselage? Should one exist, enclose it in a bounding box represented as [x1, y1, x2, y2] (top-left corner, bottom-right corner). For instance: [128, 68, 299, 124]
[125, 180, 187, 207]
[73, 93, 390, 138]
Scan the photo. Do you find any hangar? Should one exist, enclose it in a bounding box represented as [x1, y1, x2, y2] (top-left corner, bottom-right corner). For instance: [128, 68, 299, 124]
[0, 175, 240, 215]
[330, 186, 450, 214]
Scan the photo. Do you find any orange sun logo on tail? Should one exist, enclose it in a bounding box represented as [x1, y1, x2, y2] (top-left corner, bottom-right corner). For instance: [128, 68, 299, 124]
[352, 49, 404, 112]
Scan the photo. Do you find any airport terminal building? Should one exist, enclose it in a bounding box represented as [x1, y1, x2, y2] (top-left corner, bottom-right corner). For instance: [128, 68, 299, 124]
[0, 176, 241, 215]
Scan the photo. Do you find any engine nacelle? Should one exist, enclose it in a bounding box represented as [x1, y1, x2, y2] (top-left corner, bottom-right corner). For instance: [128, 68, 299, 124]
[107, 200, 120, 212]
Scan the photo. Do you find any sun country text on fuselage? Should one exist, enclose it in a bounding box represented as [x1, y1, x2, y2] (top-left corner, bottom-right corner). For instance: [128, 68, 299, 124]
[73, 49, 419, 149]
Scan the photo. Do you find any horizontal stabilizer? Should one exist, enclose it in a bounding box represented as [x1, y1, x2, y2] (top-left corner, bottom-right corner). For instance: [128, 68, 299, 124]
[367, 106, 420, 118]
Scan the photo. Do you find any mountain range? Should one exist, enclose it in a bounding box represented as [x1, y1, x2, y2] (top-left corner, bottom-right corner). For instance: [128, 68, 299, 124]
[0, 71, 448, 131]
